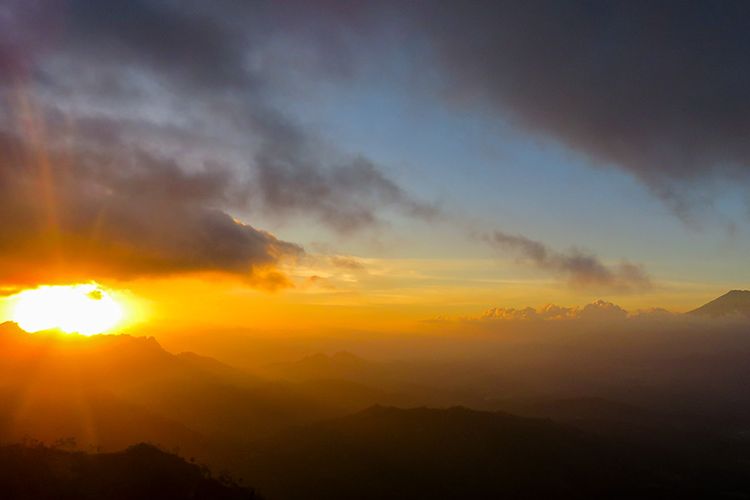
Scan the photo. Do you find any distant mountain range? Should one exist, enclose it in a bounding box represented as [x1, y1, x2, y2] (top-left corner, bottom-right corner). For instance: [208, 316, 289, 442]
[688, 290, 750, 318]
[2, 289, 750, 499]
[0, 321, 388, 457]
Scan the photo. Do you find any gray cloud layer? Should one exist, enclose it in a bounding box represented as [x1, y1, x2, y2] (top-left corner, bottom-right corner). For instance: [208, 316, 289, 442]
[0, 130, 300, 286]
[0, 0, 434, 285]
[3, 0, 739, 285]
[488, 231, 651, 291]
[277, 1, 750, 219]
[405, 1, 750, 218]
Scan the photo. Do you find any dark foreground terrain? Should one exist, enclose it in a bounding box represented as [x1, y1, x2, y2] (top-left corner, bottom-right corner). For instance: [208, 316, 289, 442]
[238, 405, 750, 500]
[3, 405, 750, 500]
[0, 443, 258, 500]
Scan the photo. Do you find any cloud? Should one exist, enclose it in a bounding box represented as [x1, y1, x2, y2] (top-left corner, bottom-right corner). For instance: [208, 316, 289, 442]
[487, 231, 651, 291]
[400, 1, 750, 217]
[271, 1, 750, 219]
[329, 255, 367, 271]
[14, 0, 746, 230]
[478, 301, 744, 326]
[482, 304, 573, 321]
[254, 151, 437, 233]
[0, 0, 434, 285]
[577, 300, 629, 322]
[0, 131, 300, 286]
[482, 300, 641, 322]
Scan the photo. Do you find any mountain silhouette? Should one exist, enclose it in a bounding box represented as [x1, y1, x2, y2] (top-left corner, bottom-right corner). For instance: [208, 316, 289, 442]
[0, 323, 347, 456]
[240, 405, 750, 499]
[688, 290, 750, 318]
[0, 442, 258, 500]
[0, 323, 417, 466]
[5, 322, 750, 499]
[267, 351, 384, 383]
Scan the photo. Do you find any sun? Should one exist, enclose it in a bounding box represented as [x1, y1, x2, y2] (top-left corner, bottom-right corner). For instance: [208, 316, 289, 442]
[11, 284, 124, 335]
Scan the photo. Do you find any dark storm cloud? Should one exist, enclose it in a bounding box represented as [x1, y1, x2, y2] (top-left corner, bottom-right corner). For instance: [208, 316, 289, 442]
[487, 231, 651, 291]
[401, 0, 750, 216]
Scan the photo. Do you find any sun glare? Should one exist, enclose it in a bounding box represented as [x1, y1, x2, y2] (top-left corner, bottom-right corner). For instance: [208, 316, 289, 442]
[11, 284, 124, 335]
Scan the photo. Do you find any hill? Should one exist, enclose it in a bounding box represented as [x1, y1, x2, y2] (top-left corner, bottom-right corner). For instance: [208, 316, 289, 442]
[0, 443, 258, 500]
[688, 290, 750, 318]
[0, 323, 428, 468]
[241, 405, 750, 499]
[0, 322, 372, 460]
[5, 322, 750, 498]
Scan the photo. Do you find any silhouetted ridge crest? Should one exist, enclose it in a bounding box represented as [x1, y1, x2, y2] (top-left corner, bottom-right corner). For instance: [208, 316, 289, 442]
[688, 290, 750, 318]
[0, 442, 258, 499]
[243, 405, 695, 499]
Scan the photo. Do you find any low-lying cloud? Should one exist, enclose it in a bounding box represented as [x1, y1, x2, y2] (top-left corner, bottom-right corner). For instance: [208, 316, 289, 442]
[482, 300, 636, 322]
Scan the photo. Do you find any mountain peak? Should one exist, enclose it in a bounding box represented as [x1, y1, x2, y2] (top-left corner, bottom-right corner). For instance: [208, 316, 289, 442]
[688, 290, 750, 318]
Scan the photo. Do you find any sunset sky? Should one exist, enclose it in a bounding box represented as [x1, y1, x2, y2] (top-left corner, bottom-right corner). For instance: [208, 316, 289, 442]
[1, 1, 749, 337]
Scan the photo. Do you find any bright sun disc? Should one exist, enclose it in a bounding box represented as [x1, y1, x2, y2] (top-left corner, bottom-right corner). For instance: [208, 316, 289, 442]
[11, 284, 124, 335]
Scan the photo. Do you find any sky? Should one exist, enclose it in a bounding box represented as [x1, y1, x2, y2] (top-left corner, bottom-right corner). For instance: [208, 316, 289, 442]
[1, 1, 749, 336]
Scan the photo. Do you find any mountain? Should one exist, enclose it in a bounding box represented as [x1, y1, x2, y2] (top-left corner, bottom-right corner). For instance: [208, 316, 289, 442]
[265, 352, 486, 408]
[266, 351, 386, 383]
[0, 443, 258, 500]
[688, 290, 750, 318]
[0, 323, 450, 470]
[0, 322, 372, 462]
[491, 397, 659, 427]
[486, 396, 747, 447]
[240, 405, 750, 499]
